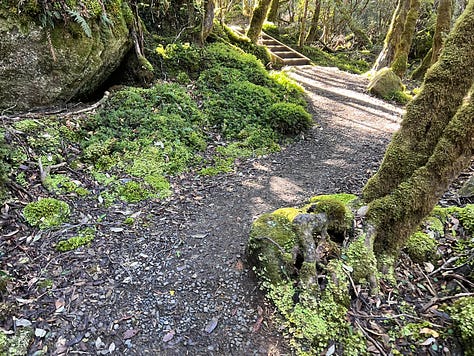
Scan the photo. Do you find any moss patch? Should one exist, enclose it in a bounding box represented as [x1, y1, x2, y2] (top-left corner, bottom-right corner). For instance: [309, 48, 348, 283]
[23, 198, 70, 229]
[404, 231, 438, 263]
[56, 227, 95, 252]
[447, 297, 474, 355]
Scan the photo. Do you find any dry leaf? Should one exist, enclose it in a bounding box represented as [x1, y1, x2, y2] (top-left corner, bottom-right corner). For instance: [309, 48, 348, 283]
[204, 317, 219, 333]
[162, 329, 175, 343]
[252, 316, 264, 332]
[420, 337, 436, 346]
[420, 327, 439, 338]
[123, 329, 138, 339]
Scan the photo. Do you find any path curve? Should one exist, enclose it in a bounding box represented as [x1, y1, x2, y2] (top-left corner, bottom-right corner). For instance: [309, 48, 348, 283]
[38, 66, 404, 355]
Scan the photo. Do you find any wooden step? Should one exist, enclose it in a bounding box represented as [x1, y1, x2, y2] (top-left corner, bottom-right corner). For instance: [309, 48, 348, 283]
[280, 58, 311, 65]
[273, 51, 302, 59]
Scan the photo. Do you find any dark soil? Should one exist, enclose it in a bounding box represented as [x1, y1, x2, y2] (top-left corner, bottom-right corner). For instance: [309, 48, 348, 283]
[6, 65, 468, 355]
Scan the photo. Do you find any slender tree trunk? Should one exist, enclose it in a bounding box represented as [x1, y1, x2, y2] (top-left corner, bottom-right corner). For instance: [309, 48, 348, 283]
[364, 0, 474, 204]
[201, 0, 215, 45]
[305, 0, 321, 44]
[366, 1, 474, 269]
[431, 0, 453, 64]
[372, 0, 410, 72]
[246, 0, 272, 42]
[410, 47, 432, 80]
[298, 0, 310, 46]
[390, 0, 421, 78]
[267, 0, 279, 22]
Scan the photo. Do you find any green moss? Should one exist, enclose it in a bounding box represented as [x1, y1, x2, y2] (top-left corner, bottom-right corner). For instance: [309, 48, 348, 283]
[404, 231, 437, 263]
[448, 297, 474, 354]
[272, 207, 304, 222]
[44, 174, 89, 196]
[23, 198, 70, 229]
[308, 194, 357, 235]
[13, 119, 40, 132]
[0, 327, 33, 356]
[56, 227, 95, 252]
[344, 235, 377, 283]
[117, 181, 152, 203]
[248, 213, 298, 284]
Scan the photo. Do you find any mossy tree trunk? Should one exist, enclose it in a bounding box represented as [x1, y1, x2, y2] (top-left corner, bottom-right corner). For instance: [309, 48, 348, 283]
[364, 1, 474, 268]
[431, 0, 453, 65]
[298, 0, 310, 46]
[305, 0, 321, 44]
[246, 0, 272, 43]
[410, 47, 432, 80]
[411, 0, 453, 80]
[267, 0, 279, 22]
[372, 0, 410, 72]
[390, 0, 421, 78]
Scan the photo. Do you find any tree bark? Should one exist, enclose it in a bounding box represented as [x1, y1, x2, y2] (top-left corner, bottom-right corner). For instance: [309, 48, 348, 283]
[267, 0, 279, 22]
[410, 47, 432, 80]
[431, 0, 453, 65]
[201, 0, 215, 45]
[364, 0, 474, 261]
[390, 0, 421, 78]
[363, 1, 474, 203]
[372, 0, 410, 72]
[246, 0, 273, 43]
[305, 0, 321, 44]
[298, 0, 310, 46]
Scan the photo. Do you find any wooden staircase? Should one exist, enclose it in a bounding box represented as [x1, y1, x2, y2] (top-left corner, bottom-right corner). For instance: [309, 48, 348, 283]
[259, 33, 311, 66]
[230, 26, 311, 66]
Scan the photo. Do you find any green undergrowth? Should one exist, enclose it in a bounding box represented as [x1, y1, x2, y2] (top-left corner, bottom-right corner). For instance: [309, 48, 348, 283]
[4, 41, 311, 217]
[301, 46, 371, 74]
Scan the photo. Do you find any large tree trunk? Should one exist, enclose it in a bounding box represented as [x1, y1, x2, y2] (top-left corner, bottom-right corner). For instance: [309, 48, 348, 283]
[390, 0, 421, 78]
[246, 0, 272, 43]
[431, 0, 453, 65]
[364, 1, 474, 265]
[305, 0, 321, 44]
[372, 0, 410, 72]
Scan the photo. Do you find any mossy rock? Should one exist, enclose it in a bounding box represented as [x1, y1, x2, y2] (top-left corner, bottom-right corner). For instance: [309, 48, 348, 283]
[0, 2, 132, 111]
[367, 67, 404, 99]
[23, 198, 70, 229]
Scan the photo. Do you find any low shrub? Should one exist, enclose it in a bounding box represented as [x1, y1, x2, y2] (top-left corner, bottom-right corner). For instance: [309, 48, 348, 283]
[266, 102, 313, 135]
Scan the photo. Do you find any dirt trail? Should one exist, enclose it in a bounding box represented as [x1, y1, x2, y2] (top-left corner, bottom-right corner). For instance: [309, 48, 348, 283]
[24, 66, 404, 355]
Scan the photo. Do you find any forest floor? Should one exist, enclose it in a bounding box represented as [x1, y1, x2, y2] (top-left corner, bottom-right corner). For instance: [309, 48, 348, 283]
[2, 65, 472, 355]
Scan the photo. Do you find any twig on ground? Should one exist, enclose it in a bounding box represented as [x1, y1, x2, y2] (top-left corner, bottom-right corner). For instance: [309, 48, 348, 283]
[421, 292, 474, 312]
[354, 320, 387, 356]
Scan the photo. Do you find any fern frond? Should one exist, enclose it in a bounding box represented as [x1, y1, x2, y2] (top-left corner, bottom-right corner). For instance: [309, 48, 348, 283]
[67, 10, 92, 38]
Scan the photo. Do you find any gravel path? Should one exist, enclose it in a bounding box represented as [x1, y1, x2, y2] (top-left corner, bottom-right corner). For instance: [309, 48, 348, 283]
[15, 66, 404, 355]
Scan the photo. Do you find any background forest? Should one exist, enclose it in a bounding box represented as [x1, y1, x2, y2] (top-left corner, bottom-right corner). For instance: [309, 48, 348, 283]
[0, 0, 473, 354]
